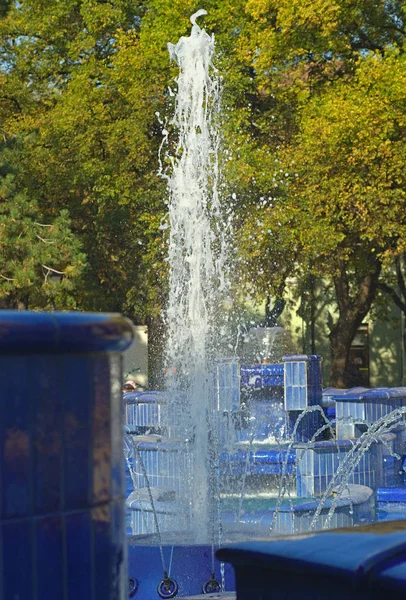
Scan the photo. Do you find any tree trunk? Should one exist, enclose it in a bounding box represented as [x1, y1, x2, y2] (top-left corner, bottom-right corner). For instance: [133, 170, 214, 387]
[329, 259, 381, 388]
[377, 254, 406, 383]
[146, 314, 166, 390]
[265, 295, 286, 327]
[329, 318, 360, 388]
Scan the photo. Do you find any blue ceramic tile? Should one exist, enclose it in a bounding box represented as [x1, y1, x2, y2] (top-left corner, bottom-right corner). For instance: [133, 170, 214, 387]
[92, 504, 111, 598]
[110, 357, 124, 502]
[63, 356, 93, 510]
[35, 515, 64, 600]
[314, 452, 321, 477]
[92, 357, 112, 504]
[299, 362, 306, 386]
[66, 511, 92, 600]
[0, 311, 130, 600]
[0, 356, 31, 519]
[32, 356, 63, 514]
[1, 520, 33, 600]
[110, 499, 127, 598]
[0, 311, 134, 353]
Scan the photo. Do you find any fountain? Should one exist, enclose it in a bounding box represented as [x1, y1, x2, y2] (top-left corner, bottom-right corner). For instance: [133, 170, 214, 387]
[124, 10, 406, 599]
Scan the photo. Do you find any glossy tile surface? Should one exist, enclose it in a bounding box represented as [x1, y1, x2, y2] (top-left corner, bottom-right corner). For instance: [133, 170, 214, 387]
[0, 312, 130, 600]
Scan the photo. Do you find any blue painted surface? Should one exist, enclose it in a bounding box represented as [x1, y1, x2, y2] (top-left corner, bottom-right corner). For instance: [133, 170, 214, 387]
[0, 310, 133, 600]
[376, 560, 406, 591]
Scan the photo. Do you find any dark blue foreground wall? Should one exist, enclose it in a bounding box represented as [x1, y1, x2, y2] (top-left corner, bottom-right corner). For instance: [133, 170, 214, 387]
[0, 311, 133, 600]
[217, 520, 406, 600]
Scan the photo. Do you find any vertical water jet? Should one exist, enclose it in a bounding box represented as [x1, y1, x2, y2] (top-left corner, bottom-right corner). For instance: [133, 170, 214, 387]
[163, 10, 230, 541]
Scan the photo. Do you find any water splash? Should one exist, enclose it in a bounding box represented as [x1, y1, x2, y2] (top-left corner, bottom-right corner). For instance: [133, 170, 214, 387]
[268, 405, 337, 534]
[163, 10, 230, 540]
[309, 406, 406, 531]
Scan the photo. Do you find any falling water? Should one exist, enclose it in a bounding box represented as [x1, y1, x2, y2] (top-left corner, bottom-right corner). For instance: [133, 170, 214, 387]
[162, 10, 230, 540]
[309, 406, 406, 531]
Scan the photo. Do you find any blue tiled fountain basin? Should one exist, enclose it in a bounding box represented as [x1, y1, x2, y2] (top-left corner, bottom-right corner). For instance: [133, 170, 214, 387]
[220, 484, 373, 536]
[378, 488, 406, 503]
[377, 487, 406, 523]
[127, 485, 373, 542]
[127, 537, 235, 599]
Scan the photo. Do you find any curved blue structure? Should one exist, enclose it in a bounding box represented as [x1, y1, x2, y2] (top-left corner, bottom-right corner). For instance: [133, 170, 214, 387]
[217, 521, 406, 599]
[0, 310, 134, 600]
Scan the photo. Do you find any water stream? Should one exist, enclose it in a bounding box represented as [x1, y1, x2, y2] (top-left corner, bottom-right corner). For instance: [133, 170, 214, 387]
[309, 406, 406, 531]
[161, 10, 230, 542]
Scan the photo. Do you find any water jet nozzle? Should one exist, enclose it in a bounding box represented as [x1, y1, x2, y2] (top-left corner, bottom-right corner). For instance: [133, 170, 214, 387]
[202, 572, 221, 594]
[157, 572, 179, 598]
[129, 577, 138, 597]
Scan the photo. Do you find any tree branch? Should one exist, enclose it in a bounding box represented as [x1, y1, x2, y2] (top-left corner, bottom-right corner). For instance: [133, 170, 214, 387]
[395, 255, 406, 300]
[0, 95, 21, 112]
[378, 281, 406, 314]
[36, 234, 55, 244]
[0, 273, 15, 281]
[42, 265, 65, 283]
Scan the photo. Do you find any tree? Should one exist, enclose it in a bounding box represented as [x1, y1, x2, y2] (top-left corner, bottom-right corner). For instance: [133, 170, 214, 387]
[2, 0, 405, 386]
[378, 253, 406, 359]
[224, 1, 406, 384]
[279, 50, 406, 386]
[0, 0, 170, 320]
[0, 140, 86, 309]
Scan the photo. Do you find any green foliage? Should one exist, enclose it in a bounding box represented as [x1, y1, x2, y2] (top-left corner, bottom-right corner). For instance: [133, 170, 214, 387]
[0, 142, 86, 309]
[0, 0, 168, 318]
[284, 49, 406, 273]
[0, 0, 405, 386]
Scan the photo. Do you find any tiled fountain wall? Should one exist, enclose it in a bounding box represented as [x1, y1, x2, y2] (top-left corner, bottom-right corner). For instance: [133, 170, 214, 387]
[124, 354, 406, 539]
